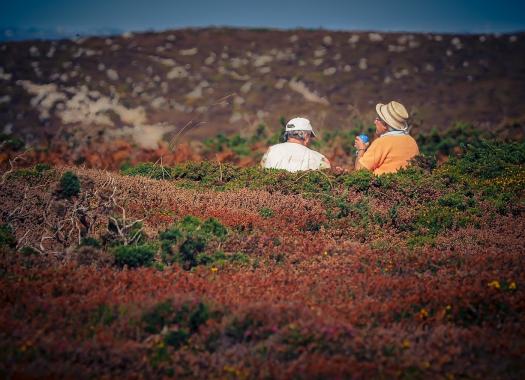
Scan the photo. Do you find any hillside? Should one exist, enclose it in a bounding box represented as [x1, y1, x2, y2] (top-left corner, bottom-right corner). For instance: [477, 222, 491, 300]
[1, 28, 525, 156]
[1, 141, 524, 378]
[1, 27, 525, 378]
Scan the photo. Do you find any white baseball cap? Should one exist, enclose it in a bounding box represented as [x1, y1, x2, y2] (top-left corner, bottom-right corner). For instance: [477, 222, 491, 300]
[285, 117, 317, 137]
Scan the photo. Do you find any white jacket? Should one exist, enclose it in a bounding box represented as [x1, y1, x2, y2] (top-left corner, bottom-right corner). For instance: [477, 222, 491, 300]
[260, 142, 331, 172]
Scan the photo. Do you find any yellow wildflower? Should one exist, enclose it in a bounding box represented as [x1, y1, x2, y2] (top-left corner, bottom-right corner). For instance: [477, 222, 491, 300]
[509, 281, 517, 290]
[419, 308, 429, 318]
[402, 339, 411, 349]
[488, 280, 500, 289]
[211, 267, 218, 273]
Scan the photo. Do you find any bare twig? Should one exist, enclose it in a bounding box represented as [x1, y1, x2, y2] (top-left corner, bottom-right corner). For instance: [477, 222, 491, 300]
[107, 185, 144, 245]
[316, 170, 334, 190]
[1, 152, 29, 185]
[168, 120, 207, 151]
[16, 230, 30, 249]
[39, 236, 54, 252]
[153, 156, 170, 179]
[209, 92, 236, 107]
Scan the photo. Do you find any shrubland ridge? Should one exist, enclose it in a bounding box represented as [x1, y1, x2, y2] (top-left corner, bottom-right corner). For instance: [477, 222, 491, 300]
[1, 28, 524, 151]
[2, 117, 524, 170]
[0, 141, 524, 378]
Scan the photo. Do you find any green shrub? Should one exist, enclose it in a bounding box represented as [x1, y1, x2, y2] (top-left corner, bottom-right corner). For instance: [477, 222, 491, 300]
[0, 224, 17, 248]
[408, 154, 437, 173]
[34, 163, 52, 172]
[203, 132, 252, 156]
[259, 207, 274, 218]
[121, 162, 172, 179]
[346, 200, 372, 227]
[438, 193, 471, 211]
[178, 215, 203, 232]
[196, 251, 249, 267]
[91, 304, 118, 327]
[113, 244, 155, 268]
[413, 205, 472, 236]
[142, 300, 211, 338]
[188, 302, 210, 332]
[339, 170, 374, 192]
[11, 163, 53, 180]
[142, 300, 174, 334]
[164, 329, 190, 348]
[250, 124, 268, 143]
[228, 252, 250, 264]
[416, 123, 492, 157]
[489, 192, 513, 215]
[0, 133, 25, 150]
[196, 253, 215, 265]
[80, 237, 101, 248]
[202, 218, 228, 238]
[450, 141, 525, 180]
[159, 216, 229, 269]
[407, 235, 436, 249]
[59, 171, 80, 197]
[179, 235, 206, 268]
[19, 246, 38, 256]
[158, 229, 182, 242]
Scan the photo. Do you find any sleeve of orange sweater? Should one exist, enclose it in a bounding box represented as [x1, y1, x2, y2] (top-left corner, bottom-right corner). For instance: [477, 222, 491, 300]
[358, 139, 385, 171]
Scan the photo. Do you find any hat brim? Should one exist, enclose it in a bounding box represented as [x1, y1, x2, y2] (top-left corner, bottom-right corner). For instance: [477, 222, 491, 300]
[376, 103, 408, 131]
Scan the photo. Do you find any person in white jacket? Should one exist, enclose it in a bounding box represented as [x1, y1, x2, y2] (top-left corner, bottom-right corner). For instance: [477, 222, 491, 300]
[260, 117, 331, 172]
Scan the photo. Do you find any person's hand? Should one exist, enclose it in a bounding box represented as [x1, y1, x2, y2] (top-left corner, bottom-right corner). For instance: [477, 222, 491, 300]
[333, 166, 346, 175]
[354, 136, 369, 151]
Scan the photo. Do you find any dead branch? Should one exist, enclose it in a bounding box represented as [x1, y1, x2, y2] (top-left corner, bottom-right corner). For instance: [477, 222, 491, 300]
[1, 152, 28, 185]
[107, 185, 144, 245]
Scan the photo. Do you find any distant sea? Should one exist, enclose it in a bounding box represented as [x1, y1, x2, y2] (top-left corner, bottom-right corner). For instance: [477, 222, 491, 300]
[0, 27, 124, 42]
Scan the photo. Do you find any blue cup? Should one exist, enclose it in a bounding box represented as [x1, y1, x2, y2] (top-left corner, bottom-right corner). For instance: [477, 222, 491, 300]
[358, 134, 369, 144]
[355, 134, 369, 156]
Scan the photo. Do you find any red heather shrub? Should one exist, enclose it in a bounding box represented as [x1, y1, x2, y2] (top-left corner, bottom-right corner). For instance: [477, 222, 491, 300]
[0, 146, 524, 379]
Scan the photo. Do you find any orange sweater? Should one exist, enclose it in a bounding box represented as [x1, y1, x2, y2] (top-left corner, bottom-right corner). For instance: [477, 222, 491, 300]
[359, 135, 419, 175]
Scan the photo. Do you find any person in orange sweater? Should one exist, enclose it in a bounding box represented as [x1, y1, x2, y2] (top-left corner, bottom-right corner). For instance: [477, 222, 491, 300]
[354, 101, 419, 175]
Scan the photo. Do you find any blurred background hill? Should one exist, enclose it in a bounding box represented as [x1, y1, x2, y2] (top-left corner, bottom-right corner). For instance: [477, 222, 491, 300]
[1, 1, 525, 169]
[1, 28, 524, 159]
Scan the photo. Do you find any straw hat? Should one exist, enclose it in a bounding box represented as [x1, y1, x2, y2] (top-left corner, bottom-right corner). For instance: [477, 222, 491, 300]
[375, 101, 409, 131]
